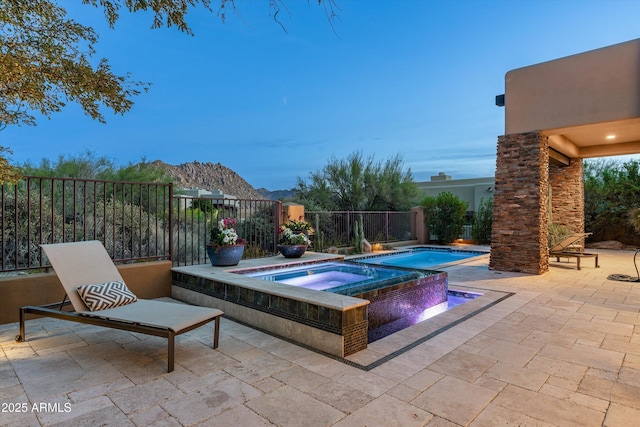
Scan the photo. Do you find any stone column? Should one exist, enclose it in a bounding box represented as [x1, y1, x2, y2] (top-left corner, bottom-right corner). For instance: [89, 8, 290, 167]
[549, 159, 584, 233]
[490, 131, 550, 274]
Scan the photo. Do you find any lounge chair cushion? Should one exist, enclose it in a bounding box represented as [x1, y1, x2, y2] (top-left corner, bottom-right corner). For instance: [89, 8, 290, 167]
[76, 280, 138, 311]
[79, 299, 223, 332]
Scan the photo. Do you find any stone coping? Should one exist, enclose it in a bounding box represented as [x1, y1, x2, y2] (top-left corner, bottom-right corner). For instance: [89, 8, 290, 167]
[172, 251, 369, 311]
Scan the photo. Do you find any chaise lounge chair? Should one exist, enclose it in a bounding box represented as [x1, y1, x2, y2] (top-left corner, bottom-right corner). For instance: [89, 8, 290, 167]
[16, 240, 223, 372]
[549, 232, 600, 270]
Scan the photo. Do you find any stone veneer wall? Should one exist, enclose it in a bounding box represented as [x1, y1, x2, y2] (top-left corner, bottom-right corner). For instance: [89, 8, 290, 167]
[549, 159, 584, 234]
[490, 131, 550, 274]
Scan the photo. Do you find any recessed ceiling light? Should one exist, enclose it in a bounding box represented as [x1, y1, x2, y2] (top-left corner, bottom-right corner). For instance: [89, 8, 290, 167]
[606, 135, 616, 140]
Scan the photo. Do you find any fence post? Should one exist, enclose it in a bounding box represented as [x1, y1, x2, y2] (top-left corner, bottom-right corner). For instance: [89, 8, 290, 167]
[385, 211, 389, 241]
[168, 184, 174, 263]
[274, 201, 283, 253]
[346, 211, 351, 246]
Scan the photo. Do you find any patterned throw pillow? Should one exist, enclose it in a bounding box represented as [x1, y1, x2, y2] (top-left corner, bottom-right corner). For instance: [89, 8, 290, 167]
[76, 280, 138, 311]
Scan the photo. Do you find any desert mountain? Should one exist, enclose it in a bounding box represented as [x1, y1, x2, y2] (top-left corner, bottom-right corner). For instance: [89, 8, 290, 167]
[256, 188, 296, 201]
[152, 160, 264, 200]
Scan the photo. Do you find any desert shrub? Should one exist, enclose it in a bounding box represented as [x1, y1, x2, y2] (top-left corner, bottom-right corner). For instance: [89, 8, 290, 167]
[629, 208, 640, 233]
[548, 223, 572, 248]
[421, 192, 468, 244]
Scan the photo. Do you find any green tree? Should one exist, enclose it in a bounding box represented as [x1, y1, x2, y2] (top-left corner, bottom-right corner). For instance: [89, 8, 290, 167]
[584, 158, 640, 245]
[85, 0, 339, 34]
[19, 149, 169, 183]
[1, 0, 149, 128]
[295, 151, 418, 211]
[1, 0, 337, 176]
[0, 146, 22, 183]
[471, 197, 493, 244]
[1, 0, 337, 130]
[421, 191, 468, 244]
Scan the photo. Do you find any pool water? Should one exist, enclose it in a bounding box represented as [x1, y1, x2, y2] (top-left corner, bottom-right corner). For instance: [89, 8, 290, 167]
[244, 261, 425, 296]
[357, 247, 487, 269]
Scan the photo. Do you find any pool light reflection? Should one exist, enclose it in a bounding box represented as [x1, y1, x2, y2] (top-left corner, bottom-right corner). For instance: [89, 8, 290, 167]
[416, 301, 449, 322]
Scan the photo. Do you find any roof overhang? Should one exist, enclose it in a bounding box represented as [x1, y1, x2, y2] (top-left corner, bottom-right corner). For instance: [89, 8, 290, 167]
[499, 38, 640, 160]
[546, 118, 640, 159]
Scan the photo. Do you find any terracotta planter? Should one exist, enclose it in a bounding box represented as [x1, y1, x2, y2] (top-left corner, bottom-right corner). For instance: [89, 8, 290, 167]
[277, 244, 307, 258]
[206, 244, 245, 266]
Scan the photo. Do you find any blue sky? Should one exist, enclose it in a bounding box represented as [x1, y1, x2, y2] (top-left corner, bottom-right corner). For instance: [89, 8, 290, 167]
[3, 0, 640, 190]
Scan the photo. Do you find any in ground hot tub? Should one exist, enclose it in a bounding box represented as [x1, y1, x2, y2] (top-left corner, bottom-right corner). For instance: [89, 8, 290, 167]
[244, 262, 448, 343]
[171, 254, 448, 357]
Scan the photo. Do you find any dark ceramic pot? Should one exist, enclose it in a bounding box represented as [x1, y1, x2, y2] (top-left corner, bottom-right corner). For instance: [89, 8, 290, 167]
[206, 244, 245, 266]
[277, 244, 307, 258]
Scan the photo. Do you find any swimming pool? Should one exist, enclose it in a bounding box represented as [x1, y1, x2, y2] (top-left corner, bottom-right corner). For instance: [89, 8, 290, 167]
[356, 247, 488, 269]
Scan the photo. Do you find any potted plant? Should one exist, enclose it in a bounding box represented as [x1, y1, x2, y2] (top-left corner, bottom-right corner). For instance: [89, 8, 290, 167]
[206, 217, 246, 266]
[278, 218, 312, 258]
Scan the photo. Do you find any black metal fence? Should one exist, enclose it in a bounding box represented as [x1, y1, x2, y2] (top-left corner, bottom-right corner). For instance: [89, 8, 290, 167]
[305, 210, 413, 251]
[1, 176, 420, 273]
[172, 195, 281, 267]
[1, 176, 174, 272]
[0, 176, 282, 272]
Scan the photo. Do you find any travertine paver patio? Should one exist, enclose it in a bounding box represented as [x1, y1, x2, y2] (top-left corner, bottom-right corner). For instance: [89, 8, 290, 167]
[1, 248, 640, 426]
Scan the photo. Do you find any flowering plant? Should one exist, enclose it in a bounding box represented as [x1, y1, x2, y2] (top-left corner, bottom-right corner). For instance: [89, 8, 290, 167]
[279, 221, 312, 246]
[209, 218, 245, 248]
[285, 217, 313, 233]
